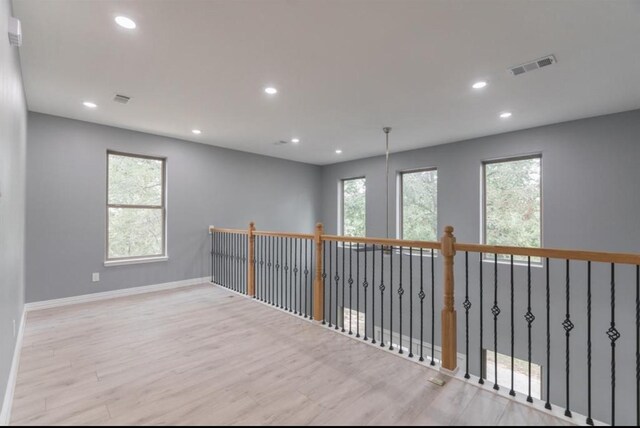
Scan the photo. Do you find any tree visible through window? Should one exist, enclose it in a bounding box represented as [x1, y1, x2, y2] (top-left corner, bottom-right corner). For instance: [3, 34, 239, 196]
[484, 156, 541, 261]
[342, 177, 366, 237]
[107, 151, 166, 260]
[401, 169, 437, 241]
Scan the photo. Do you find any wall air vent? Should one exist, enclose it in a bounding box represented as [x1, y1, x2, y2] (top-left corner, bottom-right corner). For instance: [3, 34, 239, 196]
[509, 55, 556, 76]
[113, 94, 131, 104]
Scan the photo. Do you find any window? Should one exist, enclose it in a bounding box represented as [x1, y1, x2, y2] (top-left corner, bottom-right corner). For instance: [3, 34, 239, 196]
[340, 177, 366, 237]
[343, 308, 366, 334]
[399, 168, 438, 241]
[483, 156, 541, 261]
[107, 151, 166, 262]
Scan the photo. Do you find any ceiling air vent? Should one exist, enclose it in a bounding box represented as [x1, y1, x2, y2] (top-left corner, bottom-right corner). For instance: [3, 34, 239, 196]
[273, 140, 288, 146]
[113, 94, 131, 104]
[509, 55, 556, 76]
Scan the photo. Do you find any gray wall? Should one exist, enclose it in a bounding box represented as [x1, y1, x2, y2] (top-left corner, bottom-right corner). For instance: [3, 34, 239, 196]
[0, 0, 27, 413]
[319, 109, 640, 425]
[25, 112, 321, 303]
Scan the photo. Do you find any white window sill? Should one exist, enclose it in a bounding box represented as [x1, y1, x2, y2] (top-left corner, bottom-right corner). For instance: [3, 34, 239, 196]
[104, 256, 168, 267]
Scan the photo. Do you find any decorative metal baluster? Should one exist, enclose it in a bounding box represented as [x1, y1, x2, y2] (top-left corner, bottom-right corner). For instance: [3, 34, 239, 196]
[464, 251, 470, 378]
[356, 243, 361, 338]
[545, 258, 551, 410]
[398, 246, 403, 354]
[285, 238, 290, 310]
[328, 242, 333, 327]
[479, 252, 484, 384]
[309, 239, 314, 318]
[335, 242, 340, 330]
[269, 236, 274, 305]
[389, 246, 394, 351]
[280, 237, 285, 308]
[342, 242, 346, 332]
[563, 260, 573, 417]
[409, 247, 414, 358]
[636, 265, 639, 427]
[608, 263, 620, 426]
[586, 261, 593, 426]
[431, 248, 435, 366]
[300, 239, 304, 315]
[322, 241, 327, 324]
[291, 238, 296, 313]
[525, 256, 535, 402]
[304, 240, 309, 318]
[371, 244, 376, 344]
[492, 253, 500, 391]
[363, 243, 369, 341]
[380, 243, 385, 347]
[509, 255, 515, 396]
[420, 248, 426, 362]
[349, 242, 353, 334]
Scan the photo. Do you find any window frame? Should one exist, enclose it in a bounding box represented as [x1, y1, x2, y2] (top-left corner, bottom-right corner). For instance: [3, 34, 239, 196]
[338, 176, 366, 237]
[105, 150, 167, 264]
[397, 166, 438, 243]
[481, 153, 543, 263]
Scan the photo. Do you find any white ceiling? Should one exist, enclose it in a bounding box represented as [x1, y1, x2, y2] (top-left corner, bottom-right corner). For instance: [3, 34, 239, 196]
[13, 0, 640, 165]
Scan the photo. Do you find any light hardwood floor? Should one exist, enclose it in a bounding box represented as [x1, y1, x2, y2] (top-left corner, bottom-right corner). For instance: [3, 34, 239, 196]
[11, 284, 573, 425]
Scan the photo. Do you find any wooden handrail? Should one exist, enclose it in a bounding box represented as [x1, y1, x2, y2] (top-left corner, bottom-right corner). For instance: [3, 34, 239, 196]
[209, 226, 248, 234]
[321, 234, 440, 249]
[454, 242, 640, 265]
[254, 230, 315, 239]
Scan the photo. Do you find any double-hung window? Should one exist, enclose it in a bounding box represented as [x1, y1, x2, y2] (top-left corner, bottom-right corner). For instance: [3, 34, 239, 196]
[399, 168, 438, 242]
[340, 177, 366, 237]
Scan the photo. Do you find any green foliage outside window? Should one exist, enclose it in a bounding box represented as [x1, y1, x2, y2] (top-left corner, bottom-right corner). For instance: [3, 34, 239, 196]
[342, 178, 366, 237]
[485, 157, 541, 261]
[108, 154, 165, 259]
[402, 169, 438, 241]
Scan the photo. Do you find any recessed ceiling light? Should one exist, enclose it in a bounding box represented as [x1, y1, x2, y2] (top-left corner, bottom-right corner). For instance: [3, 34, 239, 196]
[264, 87, 278, 95]
[192, 129, 202, 135]
[472, 81, 487, 89]
[500, 112, 512, 119]
[335, 149, 342, 154]
[291, 138, 300, 144]
[115, 16, 136, 29]
[83, 101, 97, 108]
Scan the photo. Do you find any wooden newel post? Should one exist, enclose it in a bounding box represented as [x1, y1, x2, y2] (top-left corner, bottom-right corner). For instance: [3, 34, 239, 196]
[441, 225, 458, 372]
[313, 223, 324, 321]
[247, 222, 256, 297]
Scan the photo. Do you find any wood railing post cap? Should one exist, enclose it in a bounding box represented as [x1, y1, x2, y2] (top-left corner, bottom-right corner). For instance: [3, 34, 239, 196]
[316, 223, 324, 230]
[444, 225, 454, 235]
[249, 221, 255, 228]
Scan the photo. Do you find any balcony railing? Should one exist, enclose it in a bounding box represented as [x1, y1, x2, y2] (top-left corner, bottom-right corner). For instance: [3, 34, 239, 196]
[209, 223, 640, 426]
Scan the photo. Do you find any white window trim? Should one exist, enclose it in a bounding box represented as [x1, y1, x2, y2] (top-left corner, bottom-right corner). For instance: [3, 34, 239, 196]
[104, 255, 169, 267]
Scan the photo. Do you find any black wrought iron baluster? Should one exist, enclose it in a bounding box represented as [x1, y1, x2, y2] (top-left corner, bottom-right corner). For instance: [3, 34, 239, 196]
[268, 236, 273, 304]
[586, 261, 593, 426]
[525, 256, 535, 402]
[563, 260, 573, 418]
[636, 265, 639, 427]
[363, 243, 369, 341]
[309, 239, 314, 318]
[380, 243, 385, 347]
[356, 243, 361, 338]
[293, 239, 298, 313]
[409, 247, 414, 358]
[608, 263, 620, 426]
[371, 244, 376, 344]
[235, 233, 238, 292]
[420, 248, 425, 362]
[509, 255, 515, 396]
[280, 237, 285, 308]
[545, 258, 551, 410]
[463, 251, 470, 377]
[328, 242, 333, 328]
[342, 242, 346, 332]
[304, 239, 309, 318]
[431, 248, 435, 366]
[389, 246, 394, 351]
[300, 239, 304, 316]
[479, 252, 484, 384]
[322, 241, 327, 324]
[335, 242, 340, 330]
[492, 253, 500, 391]
[210, 231, 214, 283]
[398, 246, 403, 354]
[348, 242, 353, 334]
[284, 238, 289, 310]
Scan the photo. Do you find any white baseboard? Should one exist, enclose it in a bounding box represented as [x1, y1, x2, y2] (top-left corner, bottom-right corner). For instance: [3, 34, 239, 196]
[0, 309, 25, 426]
[25, 277, 210, 312]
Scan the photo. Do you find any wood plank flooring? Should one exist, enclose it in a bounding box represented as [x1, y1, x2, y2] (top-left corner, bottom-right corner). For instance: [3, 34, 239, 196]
[11, 284, 573, 425]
